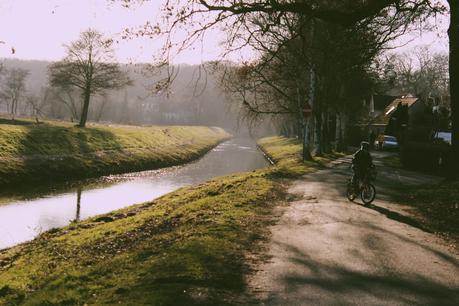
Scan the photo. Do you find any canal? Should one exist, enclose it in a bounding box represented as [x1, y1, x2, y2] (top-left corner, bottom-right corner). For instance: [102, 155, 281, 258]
[0, 138, 268, 249]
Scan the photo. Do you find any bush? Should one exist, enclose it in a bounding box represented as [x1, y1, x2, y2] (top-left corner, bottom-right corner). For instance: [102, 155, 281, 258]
[400, 141, 451, 173]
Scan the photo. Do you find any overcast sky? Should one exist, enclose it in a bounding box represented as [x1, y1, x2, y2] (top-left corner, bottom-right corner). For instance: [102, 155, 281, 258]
[0, 0, 450, 64]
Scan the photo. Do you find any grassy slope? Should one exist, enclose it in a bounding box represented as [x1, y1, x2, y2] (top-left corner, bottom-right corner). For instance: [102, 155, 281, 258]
[394, 181, 459, 247]
[0, 136, 343, 305]
[0, 119, 230, 187]
[379, 151, 458, 248]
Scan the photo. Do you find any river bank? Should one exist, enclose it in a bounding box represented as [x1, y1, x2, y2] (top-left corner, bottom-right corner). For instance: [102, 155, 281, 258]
[0, 136, 343, 305]
[0, 139, 268, 250]
[0, 118, 230, 188]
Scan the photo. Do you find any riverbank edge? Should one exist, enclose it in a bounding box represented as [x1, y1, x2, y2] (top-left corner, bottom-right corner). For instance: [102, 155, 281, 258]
[0, 124, 231, 189]
[0, 136, 342, 305]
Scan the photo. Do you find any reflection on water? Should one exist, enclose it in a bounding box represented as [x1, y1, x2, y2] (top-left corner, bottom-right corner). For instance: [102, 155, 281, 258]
[0, 138, 268, 249]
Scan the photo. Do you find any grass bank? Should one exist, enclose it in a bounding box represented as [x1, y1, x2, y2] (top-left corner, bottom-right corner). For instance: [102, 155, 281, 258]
[394, 181, 459, 250]
[0, 136, 343, 305]
[0, 118, 230, 188]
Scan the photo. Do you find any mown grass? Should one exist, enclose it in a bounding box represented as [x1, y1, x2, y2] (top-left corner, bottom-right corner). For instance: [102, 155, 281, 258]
[0, 118, 230, 187]
[257, 136, 346, 178]
[0, 136, 344, 305]
[394, 180, 459, 247]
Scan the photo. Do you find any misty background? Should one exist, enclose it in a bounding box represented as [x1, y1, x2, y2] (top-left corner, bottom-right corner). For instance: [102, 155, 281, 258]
[0, 58, 274, 135]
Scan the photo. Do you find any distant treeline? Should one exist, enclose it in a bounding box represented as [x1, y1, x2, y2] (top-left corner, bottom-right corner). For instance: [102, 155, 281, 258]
[0, 58, 254, 131]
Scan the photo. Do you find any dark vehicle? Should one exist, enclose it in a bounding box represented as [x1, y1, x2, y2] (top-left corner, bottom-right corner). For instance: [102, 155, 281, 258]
[347, 165, 377, 205]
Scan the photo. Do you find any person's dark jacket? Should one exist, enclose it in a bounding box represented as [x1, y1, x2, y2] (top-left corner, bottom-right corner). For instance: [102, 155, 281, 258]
[352, 149, 373, 171]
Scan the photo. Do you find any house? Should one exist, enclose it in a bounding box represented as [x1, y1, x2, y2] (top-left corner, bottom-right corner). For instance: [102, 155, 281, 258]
[365, 94, 398, 118]
[386, 96, 428, 125]
[366, 95, 428, 137]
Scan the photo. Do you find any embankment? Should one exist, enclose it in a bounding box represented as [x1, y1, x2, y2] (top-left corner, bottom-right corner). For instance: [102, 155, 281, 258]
[0, 119, 230, 188]
[0, 136, 342, 305]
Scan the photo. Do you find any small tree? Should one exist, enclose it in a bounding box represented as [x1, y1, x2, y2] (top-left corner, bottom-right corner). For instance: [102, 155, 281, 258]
[25, 87, 52, 123]
[0, 68, 29, 119]
[48, 29, 131, 127]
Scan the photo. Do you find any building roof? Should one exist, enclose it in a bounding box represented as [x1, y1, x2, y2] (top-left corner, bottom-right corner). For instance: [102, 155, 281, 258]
[368, 96, 419, 126]
[373, 95, 397, 111]
[383, 97, 419, 117]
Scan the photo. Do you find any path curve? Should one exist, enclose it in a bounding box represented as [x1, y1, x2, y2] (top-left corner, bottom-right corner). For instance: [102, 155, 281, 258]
[250, 154, 459, 305]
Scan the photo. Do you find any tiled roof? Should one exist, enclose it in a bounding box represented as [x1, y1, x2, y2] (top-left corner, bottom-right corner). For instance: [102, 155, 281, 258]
[373, 95, 397, 111]
[383, 97, 419, 117]
[368, 96, 419, 126]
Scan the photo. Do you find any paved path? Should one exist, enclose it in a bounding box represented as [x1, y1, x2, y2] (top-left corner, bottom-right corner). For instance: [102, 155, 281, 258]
[250, 153, 459, 305]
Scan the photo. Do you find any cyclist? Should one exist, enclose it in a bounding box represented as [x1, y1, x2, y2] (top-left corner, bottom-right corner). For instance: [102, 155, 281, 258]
[352, 141, 373, 189]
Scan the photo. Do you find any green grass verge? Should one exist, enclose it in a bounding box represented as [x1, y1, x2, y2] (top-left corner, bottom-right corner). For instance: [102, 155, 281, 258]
[381, 154, 403, 169]
[0, 118, 230, 187]
[0, 136, 344, 305]
[257, 136, 346, 178]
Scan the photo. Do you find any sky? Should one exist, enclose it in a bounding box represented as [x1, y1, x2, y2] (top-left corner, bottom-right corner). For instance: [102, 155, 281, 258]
[0, 0, 230, 64]
[0, 0, 450, 64]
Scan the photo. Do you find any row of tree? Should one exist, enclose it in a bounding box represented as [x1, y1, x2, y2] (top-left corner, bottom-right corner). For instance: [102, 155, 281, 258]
[0, 30, 129, 127]
[147, 0, 457, 175]
[189, 2, 441, 157]
[0, 66, 29, 119]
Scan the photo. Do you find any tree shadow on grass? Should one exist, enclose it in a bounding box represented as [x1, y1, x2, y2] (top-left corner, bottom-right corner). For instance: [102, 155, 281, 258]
[6, 123, 124, 186]
[0, 118, 35, 125]
[130, 238, 249, 305]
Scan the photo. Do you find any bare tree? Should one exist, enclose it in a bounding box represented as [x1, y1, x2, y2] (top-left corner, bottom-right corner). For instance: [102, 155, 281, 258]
[0, 68, 29, 119]
[25, 87, 52, 123]
[48, 29, 132, 127]
[176, 0, 459, 177]
[94, 94, 110, 122]
[49, 86, 82, 121]
[120, 0, 459, 174]
[384, 48, 449, 102]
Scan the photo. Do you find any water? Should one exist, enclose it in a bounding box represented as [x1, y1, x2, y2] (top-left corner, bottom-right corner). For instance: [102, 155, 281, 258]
[0, 138, 268, 250]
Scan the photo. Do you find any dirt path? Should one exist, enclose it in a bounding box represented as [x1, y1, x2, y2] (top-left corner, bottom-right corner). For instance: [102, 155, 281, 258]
[250, 153, 459, 305]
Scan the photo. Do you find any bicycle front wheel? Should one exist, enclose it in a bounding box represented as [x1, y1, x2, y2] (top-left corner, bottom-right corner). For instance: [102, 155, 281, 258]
[346, 181, 356, 201]
[361, 184, 376, 205]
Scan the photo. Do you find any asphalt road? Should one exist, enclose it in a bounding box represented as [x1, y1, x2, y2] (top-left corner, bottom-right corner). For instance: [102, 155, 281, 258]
[250, 153, 459, 305]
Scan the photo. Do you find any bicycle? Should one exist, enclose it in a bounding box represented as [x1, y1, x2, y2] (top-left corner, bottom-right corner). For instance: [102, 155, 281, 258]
[346, 165, 377, 205]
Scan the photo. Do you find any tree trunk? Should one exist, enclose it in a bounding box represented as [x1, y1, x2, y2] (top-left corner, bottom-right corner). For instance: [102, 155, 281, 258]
[11, 98, 16, 120]
[335, 112, 346, 152]
[303, 117, 313, 161]
[75, 187, 82, 222]
[314, 111, 323, 155]
[14, 97, 18, 116]
[321, 110, 332, 153]
[79, 88, 91, 127]
[448, 0, 459, 178]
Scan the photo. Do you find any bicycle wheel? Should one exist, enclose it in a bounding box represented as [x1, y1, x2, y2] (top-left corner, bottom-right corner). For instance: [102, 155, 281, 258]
[361, 183, 376, 205]
[346, 181, 356, 201]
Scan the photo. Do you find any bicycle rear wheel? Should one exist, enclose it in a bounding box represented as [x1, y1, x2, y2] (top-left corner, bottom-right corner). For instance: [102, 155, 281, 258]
[361, 183, 376, 205]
